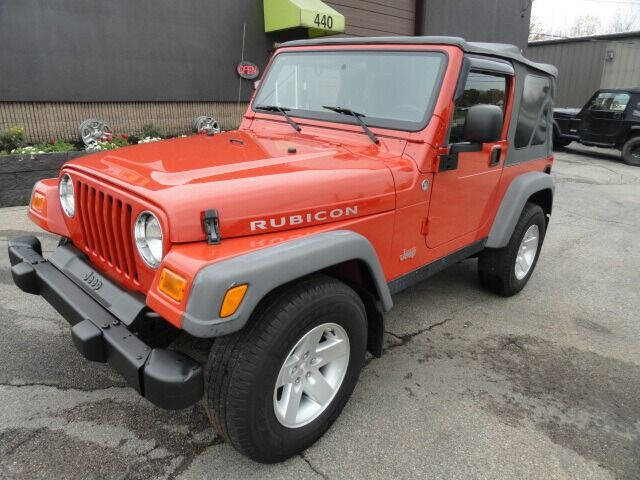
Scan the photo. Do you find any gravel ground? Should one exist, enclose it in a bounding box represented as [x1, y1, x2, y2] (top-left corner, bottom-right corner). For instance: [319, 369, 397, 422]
[1, 144, 639, 480]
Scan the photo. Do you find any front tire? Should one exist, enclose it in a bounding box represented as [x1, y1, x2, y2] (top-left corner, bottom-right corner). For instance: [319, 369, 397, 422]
[478, 203, 546, 296]
[621, 137, 640, 166]
[204, 275, 367, 463]
[553, 134, 572, 149]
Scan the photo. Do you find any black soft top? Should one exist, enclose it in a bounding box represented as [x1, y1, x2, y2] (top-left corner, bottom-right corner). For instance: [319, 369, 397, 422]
[279, 36, 558, 77]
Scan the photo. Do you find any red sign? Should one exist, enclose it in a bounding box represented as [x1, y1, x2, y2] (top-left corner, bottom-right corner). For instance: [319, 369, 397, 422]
[237, 61, 259, 79]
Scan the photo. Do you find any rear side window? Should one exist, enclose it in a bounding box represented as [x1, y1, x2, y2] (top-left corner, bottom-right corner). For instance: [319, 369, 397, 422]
[590, 92, 630, 112]
[449, 71, 507, 143]
[515, 75, 551, 148]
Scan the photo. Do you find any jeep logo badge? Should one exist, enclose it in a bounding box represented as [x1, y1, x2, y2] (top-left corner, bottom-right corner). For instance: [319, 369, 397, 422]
[83, 271, 103, 291]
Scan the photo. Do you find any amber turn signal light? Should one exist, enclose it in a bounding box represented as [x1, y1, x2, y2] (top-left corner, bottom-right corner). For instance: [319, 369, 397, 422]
[31, 191, 46, 213]
[220, 284, 248, 318]
[158, 268, 187, 302]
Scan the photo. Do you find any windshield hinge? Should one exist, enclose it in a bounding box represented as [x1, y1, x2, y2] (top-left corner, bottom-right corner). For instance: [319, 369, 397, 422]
[202, 209, 221, 245]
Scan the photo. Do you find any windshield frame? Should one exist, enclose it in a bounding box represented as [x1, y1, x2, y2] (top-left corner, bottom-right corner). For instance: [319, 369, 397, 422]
[251, 48, 449, 133]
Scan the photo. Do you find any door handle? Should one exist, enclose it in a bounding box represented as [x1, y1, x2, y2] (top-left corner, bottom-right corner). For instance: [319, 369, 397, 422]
[489, 146, 502, 167]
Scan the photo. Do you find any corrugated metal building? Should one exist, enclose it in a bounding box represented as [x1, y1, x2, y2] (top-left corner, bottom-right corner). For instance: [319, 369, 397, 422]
[325, 0, 417, 36]
[0, 0, 532, 142]
[527, 31, 640, 107]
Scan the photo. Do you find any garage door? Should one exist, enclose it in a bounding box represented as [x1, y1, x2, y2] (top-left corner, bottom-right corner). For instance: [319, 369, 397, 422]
[324, 0, 415, 36]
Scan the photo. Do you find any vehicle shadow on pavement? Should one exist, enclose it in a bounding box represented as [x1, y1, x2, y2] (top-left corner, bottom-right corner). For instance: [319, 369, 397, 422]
[561, 144, 623, 164]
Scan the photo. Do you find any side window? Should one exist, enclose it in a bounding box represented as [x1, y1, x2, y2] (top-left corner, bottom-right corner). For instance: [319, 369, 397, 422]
[590, 92, 630, 112]
[515, 75, 551, 149]
[449, 71, 507, 143]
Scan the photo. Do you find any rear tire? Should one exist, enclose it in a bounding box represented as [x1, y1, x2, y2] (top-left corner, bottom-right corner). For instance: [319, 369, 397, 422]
[621, 137, 640, 166]
[204, 275, 367, 463]
[478, 203, 546, 297]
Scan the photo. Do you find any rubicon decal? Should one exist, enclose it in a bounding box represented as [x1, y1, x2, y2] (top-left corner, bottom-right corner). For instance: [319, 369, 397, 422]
[250, 206, 358, 231]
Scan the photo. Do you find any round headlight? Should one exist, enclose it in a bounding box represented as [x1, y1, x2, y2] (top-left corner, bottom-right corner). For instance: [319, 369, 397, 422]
[134, 212, 163, 268]
[59, 173, 75, 217]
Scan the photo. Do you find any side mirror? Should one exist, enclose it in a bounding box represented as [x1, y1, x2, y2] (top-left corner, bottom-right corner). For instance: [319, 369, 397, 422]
[253, 80, 261, 91]
[462, 104, 503, 144]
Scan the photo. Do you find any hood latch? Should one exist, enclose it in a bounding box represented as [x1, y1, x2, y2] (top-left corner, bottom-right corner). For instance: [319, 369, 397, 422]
[202, 209, 221, 245]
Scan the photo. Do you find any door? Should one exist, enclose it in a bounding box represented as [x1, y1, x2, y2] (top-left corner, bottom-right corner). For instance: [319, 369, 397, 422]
[426, 70, 509, 248]
[579, 91, 631, 144]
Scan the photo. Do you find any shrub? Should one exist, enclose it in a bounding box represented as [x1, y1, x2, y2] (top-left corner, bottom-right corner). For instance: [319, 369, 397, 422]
[111, 136, 129, 148]
[142, 122, 162, 138]
[138, 136, 162, 144]
[85, 136, 129, 152]
[9, 146, 44, 155]
[0, 127, 26, 153]
[47, 140, 76, 152]
[9, 140, 75, 155]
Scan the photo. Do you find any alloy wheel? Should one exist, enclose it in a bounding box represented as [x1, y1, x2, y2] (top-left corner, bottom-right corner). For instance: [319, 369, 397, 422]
[515, 224, 540, 280]
[273, 323, 350, 428]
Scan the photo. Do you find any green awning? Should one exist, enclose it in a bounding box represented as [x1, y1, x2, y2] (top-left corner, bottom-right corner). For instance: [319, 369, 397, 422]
[264, 0, 345, 37]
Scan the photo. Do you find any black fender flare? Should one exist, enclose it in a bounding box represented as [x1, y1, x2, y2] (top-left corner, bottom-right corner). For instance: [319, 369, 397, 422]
[182, 230, 392, 338]
[486, 172, 554, 249]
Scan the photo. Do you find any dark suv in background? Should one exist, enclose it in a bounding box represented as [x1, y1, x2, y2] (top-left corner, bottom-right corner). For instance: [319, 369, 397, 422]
[553, 88, 640, 166]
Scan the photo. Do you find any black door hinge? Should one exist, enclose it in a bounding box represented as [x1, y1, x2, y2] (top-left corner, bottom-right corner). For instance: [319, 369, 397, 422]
[439, 153, 458, 171]
[202, 209, 221, 244]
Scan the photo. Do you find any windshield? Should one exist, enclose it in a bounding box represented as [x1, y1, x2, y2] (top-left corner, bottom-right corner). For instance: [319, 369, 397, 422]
[253, 50, 446, 131]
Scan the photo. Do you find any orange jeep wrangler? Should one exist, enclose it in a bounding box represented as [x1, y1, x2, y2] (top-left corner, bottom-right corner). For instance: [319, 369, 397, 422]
[9, 37, 556, 463]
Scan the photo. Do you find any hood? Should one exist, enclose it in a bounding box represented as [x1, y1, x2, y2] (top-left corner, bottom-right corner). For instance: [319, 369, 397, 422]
[64, 131, 396, 243]
[553, 107, 581, 117]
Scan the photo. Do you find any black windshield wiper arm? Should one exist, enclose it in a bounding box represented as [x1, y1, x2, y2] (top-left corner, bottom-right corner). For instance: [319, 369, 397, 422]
[254, 105, 301, 132]
[322, 106, 379, 144]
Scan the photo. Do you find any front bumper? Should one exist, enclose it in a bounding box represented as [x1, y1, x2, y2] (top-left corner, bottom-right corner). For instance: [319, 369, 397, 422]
[8, 236, 203, 410]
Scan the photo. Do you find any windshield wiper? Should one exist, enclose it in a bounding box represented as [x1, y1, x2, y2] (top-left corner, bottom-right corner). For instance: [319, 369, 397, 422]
[322, 106, 379, 144]
[254, 105, 301, 132]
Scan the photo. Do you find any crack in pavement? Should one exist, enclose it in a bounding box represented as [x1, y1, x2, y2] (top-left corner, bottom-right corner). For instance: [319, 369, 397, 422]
[362, 313, 460, 368]
[383, 317, 454, 354]
[2, 427, 45, 456]
[299, 452, 329, 479]
[376, 303, 479, 360]
[165, 436, 225, 480]
[0, 381, 126, 392]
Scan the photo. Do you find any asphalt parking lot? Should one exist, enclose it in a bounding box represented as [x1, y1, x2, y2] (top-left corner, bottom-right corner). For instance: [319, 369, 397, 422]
[1, 144, 639, 480]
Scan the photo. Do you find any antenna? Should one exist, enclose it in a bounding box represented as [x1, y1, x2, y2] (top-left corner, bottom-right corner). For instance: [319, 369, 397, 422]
[238, 22, 246, 104]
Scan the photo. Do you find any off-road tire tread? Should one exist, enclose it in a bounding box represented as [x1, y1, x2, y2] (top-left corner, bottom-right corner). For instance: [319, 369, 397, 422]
[204, 274, 365, 463]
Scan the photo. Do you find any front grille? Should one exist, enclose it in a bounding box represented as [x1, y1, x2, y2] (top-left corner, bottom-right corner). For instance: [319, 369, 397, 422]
[76, 180, 139, 285]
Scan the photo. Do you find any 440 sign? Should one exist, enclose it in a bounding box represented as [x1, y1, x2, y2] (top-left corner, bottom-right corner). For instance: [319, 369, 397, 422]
[237, 61, 260, 80]
[299, 4, 344, 35]
[313, 13, 333, 29]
